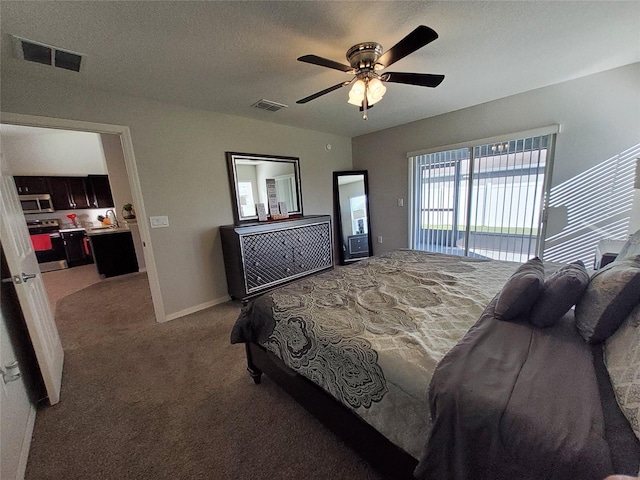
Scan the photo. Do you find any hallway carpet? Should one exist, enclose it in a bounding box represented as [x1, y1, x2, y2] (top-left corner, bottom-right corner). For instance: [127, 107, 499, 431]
[25, 273, 382, 479]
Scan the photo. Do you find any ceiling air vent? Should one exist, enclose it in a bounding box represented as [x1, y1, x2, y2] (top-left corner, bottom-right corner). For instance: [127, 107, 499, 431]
[11, 35, 83, 72]
[252, 99, 288, 112]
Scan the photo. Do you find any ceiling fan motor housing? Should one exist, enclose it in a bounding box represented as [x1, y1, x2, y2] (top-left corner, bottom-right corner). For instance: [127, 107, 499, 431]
[346, 42, 384, 71]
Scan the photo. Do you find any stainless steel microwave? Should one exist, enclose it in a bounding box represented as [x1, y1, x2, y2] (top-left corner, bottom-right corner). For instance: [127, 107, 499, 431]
[20, 194, 55, 214]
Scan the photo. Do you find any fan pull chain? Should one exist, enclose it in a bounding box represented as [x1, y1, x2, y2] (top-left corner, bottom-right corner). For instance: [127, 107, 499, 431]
[362, 79, 369, 120]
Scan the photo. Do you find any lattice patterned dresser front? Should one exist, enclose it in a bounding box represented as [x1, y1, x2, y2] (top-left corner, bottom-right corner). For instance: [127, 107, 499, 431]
[221, 216, 333, 300]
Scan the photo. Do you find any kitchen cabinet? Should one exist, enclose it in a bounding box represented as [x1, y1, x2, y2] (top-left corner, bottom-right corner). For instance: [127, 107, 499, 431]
[89, 230, 138, 278]
[15, 175, 114, 210]
[61, 230, 93, 267]
[48, 176, 90, 210]
[87, 175, 114, 208]
[14, 176, 50, 195]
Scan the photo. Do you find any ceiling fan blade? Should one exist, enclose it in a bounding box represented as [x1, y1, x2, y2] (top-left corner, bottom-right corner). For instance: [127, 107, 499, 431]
[384, 72, 445, 88]
[376, 25, 439, 69]
[297, 54, 354, 73]
[296, 81, 350, 104]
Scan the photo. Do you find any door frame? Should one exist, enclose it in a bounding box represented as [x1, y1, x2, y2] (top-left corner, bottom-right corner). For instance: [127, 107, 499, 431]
[0, 112, 166, 322]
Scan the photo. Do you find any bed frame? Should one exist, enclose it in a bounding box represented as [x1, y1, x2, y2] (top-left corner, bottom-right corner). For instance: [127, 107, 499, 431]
[244, 342, 419, 480]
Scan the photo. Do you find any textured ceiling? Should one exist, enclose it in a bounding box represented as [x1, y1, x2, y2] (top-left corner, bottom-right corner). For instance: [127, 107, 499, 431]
[1, 1, 639, 137]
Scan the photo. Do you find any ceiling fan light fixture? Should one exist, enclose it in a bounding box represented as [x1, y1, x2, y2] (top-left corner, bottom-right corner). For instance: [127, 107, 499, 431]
[367, 77, 386, 105]
[348, 79, 366, 105]
[348, 77, 386, 108]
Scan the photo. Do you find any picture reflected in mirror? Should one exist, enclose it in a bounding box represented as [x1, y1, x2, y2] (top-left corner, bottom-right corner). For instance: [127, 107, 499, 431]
[333, 171, 373, 264]
[226, 152, 302, 224]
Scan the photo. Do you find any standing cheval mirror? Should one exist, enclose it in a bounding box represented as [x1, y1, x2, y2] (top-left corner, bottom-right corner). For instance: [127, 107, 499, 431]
[333, 171, 373, 265]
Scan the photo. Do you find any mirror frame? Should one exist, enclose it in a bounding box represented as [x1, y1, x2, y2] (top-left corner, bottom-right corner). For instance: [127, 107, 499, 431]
[333, 170, 373, 265]
[226, 152, 303, 224]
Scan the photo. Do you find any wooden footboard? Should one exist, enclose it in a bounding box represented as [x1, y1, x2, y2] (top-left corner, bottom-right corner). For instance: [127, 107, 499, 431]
[245, 342, 418, 480]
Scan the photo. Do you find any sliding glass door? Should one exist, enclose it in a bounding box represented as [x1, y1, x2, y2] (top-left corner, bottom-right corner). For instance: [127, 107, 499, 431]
[410, 134, 553, 262]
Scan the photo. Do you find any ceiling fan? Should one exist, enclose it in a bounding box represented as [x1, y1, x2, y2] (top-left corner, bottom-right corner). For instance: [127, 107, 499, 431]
[296, 25, 445, 119]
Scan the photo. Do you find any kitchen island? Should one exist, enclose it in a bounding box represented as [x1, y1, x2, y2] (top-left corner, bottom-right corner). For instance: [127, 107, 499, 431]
[86, 227, 139, 278]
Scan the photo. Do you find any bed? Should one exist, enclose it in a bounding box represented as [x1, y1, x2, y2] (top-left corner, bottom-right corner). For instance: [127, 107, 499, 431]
[230, 248, 640, 479]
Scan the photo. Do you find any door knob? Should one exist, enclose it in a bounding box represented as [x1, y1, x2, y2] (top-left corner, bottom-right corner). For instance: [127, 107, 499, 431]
[21, 272, 37, 282]
[1, 361, 21, 384]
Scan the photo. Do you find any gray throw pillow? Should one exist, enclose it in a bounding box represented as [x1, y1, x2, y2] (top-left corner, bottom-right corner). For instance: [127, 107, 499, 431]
[529, 260, 589, 328]
[575, 255, 640, 344]
[494, 257, 545, 321]
[616, 229, 640, 261]
[604, 303, 640, 441]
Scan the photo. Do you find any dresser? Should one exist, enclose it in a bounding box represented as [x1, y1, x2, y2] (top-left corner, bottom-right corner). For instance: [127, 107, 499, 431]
[220, 215, 333, 300]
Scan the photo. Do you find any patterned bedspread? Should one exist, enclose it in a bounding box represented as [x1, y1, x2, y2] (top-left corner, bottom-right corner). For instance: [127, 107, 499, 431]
[231, 249, 524, 458]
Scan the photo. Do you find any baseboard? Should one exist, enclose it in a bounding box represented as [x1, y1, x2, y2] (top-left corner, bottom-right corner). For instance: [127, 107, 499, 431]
[17, 404, 36, 480]
[163, 295, 231, 322]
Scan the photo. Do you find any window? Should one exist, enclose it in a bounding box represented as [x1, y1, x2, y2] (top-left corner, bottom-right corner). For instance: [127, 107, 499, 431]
[409, 131, 555, 262]
[237, 182, 256, 217]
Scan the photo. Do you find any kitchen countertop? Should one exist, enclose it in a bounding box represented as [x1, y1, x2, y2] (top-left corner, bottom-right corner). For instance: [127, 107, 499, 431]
[86, 226, 131, 236]
[59, 226, 131, 236]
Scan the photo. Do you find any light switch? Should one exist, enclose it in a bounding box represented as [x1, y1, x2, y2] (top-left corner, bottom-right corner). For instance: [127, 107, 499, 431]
[149, 216, 169, 228]
[397, 198, 404, 207]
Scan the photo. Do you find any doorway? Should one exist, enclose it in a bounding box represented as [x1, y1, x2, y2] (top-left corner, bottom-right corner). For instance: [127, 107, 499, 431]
[0, 112, 164, 323]
[0, 124, 153, 316]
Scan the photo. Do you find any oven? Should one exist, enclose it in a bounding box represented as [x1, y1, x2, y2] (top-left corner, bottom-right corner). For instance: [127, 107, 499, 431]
[27, 219, 68, 272]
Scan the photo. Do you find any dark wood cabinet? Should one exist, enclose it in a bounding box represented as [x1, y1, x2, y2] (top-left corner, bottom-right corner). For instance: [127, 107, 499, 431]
[66, 177, 90, 209]
[89, 231, 138, 278]
[16, 175, 115, 211]
[220, 216, 333, 300]
[87, 175, 114, 208]
[61, 230, 94, 267]
[48, 177, 73, 210]
[47, 176, 90, 210]
[14, 176, 50, 195]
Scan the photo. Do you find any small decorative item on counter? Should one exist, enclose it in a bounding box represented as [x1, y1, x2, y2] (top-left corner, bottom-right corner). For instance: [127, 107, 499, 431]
[66, 213, 78, 227]
[97, 215, 111, 226]
[122, 203, 136, 219]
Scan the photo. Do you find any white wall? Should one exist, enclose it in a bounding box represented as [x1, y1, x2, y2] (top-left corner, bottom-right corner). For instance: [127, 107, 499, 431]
[352, 63, 640, 256]
[1, 73, 352, 318]
[2, 130, 107, 175]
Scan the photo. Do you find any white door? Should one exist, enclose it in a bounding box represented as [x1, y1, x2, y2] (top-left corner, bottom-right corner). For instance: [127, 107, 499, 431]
[0, 174, 63, 404]
[1, 300, 36, 480]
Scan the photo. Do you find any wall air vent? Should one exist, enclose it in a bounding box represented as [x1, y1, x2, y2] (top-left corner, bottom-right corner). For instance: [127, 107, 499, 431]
[10, 35, 83, 72]
[251, 99, 289, 112]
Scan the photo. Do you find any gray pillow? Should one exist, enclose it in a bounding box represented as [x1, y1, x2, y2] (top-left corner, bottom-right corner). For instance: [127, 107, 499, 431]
[604, 303, 640, 441]
[494, 257, 545, 321]
[575, 255, 640, 344]
[529, 260, 589, 328]
[616, 229, 640, 261]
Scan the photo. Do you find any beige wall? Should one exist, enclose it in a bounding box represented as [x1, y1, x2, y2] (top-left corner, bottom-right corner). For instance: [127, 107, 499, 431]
[352, 63, 640, 255]
[1, 74, 352, 318]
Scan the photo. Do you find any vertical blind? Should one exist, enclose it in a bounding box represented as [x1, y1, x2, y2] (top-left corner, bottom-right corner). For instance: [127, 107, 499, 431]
[410, 134, 553, 262]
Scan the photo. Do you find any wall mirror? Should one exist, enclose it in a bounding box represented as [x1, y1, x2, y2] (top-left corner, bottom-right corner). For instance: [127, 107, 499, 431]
[333, 170, 373, 264]
[226, 152, 303, 224]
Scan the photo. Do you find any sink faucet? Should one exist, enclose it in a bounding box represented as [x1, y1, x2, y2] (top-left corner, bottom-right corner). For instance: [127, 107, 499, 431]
[105, 209, 119, 228]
